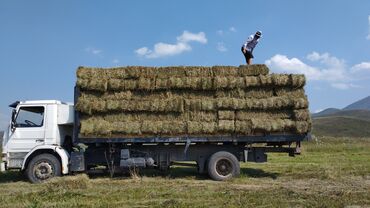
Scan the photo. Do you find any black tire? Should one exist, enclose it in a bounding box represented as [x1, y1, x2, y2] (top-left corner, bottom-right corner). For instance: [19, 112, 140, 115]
[207, 151, 240, 181]
[26, 153, 61, 183]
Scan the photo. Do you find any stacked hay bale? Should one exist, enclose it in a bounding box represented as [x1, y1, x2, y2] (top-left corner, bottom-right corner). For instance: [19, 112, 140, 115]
[76, 64, 311, 138]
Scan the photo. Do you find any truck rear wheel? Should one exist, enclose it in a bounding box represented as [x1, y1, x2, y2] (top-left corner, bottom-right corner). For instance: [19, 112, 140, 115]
[207, 151, 240, 181]
[26, 153, 61, 183]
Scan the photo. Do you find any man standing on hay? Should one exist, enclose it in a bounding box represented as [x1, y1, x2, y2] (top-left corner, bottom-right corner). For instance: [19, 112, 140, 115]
[241, 31, 262, 65]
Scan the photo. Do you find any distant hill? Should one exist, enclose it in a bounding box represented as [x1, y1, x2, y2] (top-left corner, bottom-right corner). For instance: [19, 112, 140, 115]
[311, 95, 370, 137]
[312, 108, 341, 117]
[343, 96, 370, 111]
[313, 109, 370, 121]
[313, 95, 370, 118]
[313, 117, 370, 137]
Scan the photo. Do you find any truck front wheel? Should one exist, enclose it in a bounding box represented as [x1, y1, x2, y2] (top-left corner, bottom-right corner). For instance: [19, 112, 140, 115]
[207, 151, 240, 181]
[26, 153, 61, 183]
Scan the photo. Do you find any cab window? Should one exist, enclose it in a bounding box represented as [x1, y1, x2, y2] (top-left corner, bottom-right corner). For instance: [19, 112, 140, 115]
[15, 107, 44, 128]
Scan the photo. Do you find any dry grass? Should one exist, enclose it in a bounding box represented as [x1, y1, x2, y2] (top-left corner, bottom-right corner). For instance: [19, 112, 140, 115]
[0, 137, 369, 207]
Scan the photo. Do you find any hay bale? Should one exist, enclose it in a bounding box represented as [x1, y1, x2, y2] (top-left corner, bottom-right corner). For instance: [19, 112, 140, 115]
[214, 77, 245, 89]
[212, 66, 239, 76]
[235, 110, 292, 121]
[77, 67, 107, 79]
[218, 120, 235, 133]
[290, 74, 306, 87]
[274, 88, 306, 97]
[156, 66, 186, 78]
[187, 121, 217, 134]
[77, 78, 108, 92]
[238, 64, 269, 76]
[188, 111, 217, 122]
[245, 76, 260, 87]
[218, 111, 235, 120]
[217, 98, 245, 110]
[138, 77, 155, 90]
[293, 109, 311, 121]
[111, 121, 141, 135]
[235, 120, 252, 134]
[185, 66, 213, 77]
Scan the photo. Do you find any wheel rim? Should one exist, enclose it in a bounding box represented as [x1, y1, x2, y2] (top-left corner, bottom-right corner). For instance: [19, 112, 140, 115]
[34, 161, 54, 180]
[215, 159, 233, 177]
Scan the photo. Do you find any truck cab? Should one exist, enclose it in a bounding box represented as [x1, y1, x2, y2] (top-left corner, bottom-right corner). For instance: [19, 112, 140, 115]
[1, 100, 73, 182]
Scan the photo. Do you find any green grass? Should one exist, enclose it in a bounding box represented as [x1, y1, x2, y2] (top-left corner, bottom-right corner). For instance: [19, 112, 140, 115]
[313, 117, 370, 137]
[0, 137, 370, 207]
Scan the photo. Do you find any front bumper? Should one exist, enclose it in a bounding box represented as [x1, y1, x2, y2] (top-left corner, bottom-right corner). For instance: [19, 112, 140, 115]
[0, 162, 6, 172]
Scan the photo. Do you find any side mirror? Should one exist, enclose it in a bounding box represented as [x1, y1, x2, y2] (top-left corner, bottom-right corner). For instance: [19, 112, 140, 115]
[11, 109, 16, 132]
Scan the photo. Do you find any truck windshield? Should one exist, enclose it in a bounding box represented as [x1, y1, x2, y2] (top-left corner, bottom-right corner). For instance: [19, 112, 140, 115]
[15, 107, 44, 128]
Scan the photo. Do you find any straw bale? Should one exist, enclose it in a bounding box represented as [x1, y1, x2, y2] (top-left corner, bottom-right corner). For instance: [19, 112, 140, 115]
[201, 77, 214, 90]
[212, 66, 239, 76]
[217, 98, 246, 110]
[103, 112, 181, 123]
[107, 79, 138, 91]
[156, 66, 187, 78]
[235, 120, 252, 134]
[138, 77, 155, 90]
[274, 88, 305, 97]
[293, 109, 311, 121]
[295, 121, 311, 134]
[218, 111, 235, 120]
[188, 111, 217, 122]
[185, 66, 213, 77]
[187, 121, 217, 134]
[238, 64, 269, 76]
[141, 121, 186, 134]
[290, 74, 306, 87]
[77, 78, 108, 92]
[218, 120, 235, 132]
[111, 121, 141, 135]
[105, 68, 128, 79]
[77, 67, 107, 79]
[251, 118, 296, 132]
[214, 76, 245, 89]
[245, 76, 260, 87]
[201, 99, 216, 111]
[185, 99, 202, 111]
[235, 110, 292, 121]
[272, 74, 291, 86]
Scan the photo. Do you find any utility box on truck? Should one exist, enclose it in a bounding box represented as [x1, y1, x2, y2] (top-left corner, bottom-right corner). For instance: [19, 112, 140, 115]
[1, 65, 311, 183]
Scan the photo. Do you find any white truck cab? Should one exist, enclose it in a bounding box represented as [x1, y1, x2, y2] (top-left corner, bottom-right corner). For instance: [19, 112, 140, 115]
[1, 100, 73, 182]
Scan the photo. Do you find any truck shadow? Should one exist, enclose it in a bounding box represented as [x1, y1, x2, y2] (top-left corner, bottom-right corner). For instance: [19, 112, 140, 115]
[0, 167, 279, 183]
[0, 171, 25, 183]
[99, 166, 279, 180]
[240, 168, 279, 179]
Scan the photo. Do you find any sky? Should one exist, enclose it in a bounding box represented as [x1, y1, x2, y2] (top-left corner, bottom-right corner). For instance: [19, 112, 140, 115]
[0, 0, 370, 130]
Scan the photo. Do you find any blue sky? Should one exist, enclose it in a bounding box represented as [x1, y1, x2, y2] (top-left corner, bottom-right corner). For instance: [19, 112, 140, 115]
[1, 0, 370, 130]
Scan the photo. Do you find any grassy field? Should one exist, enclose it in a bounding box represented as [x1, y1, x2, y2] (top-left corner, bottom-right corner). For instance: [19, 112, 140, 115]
[0, 136, 369, 207]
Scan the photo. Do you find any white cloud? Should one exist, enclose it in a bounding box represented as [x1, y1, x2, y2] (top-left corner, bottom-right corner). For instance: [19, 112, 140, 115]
[229, 27, 237, 32]
[112, 59, 120, 64]
[367, 15, 370, 40]
[265, 52, 366, 90]
[265, 54, 323, 80]
[177, 31, 207, 44]
[135, 31, 207, 59]
[351, 62, 370, 73]
[217, 42, 227, 52]
[85, 47, 102, 55]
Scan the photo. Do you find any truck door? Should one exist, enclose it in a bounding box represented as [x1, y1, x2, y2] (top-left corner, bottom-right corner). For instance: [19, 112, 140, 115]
[6, 106, 46, 167]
